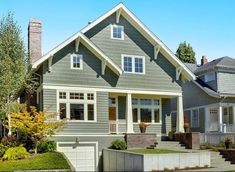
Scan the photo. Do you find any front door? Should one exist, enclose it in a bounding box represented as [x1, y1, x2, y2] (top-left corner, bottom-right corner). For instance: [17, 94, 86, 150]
[109, 97, 117, 133]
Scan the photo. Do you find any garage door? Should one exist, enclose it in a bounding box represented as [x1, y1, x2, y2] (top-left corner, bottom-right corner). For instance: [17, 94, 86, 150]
[57, 143, 96, 171]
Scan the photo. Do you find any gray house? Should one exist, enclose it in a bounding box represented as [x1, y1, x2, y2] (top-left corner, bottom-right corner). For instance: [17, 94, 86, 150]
[29, 3, 195, 171]
[181, 56, 235, 142]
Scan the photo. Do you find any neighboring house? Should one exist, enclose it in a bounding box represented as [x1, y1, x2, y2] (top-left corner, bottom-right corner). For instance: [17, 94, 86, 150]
[28, 3, 195, 171]
[179, 56, 235, 138]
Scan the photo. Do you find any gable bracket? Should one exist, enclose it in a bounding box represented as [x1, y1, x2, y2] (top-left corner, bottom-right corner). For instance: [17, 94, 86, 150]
[101, 60, 107, 75]
[116, 8, 122, 23]
[75, 37, 81, 52]
[176, 67, 183, 80]
[48, 55, 53, 72]
[154, 44, 161, 60]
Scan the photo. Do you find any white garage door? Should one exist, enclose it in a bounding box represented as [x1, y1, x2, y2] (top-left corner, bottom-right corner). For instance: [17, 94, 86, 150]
[57, 143, 96, 171]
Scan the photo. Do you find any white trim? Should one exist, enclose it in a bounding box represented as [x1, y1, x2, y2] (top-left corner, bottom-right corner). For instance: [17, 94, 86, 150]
[121, 54, 145, 74]
[176, 67, 182, 81]
[32, 33, 122, 75]
[110, 24, 124, 40]
[44, 84, 182, 96]
[33, 3, 195, 80]
[154, 44, 161, 60]
[70, 54, 83, 70]
[81, 3, 195, 80]
[75, 37, 80, 52]
[48, 55, 53, 72]
[116, 8, 122, 23]
[57, 90, 97, 122]
[57, 141, 98, 171]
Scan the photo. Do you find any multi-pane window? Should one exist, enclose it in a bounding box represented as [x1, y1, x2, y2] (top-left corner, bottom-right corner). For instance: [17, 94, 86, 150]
[111, 25, 124, 39]
[132, 98, 160, 123]
[70, 93, 84, 100]
[223, 107, 233, 125]
[204, 72, 215, 82]
[59, 92, 66, 99]
[58, 91, 96, 121]
[122, 55, 145, 74]
[123, 57, 132, 72]
[135, 57, 143, 73]
[87, 93, 94, 100]
[71, 54, 83, 69]
[191, 109, 199, 128]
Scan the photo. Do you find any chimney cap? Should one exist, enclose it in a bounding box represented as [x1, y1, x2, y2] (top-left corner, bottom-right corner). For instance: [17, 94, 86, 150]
[29, 19, 42, 25]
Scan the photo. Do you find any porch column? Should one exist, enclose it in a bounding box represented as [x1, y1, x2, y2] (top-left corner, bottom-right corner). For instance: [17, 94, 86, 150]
[126, 93, 134, 133]
[218, 105, 223, 132]
[176, 95, 184, 133]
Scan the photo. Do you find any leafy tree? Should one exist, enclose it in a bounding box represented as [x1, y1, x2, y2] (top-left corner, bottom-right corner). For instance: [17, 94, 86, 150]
[9, 104, 63, 154]
[0, 12, 38, 135]
[176, 41, 196, 63]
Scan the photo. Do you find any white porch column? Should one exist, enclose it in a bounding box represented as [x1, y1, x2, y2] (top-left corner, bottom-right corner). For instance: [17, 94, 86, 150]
[176, 95, 184, 133]
[218, 105, 223, 132]
[126, 93, 134, 133]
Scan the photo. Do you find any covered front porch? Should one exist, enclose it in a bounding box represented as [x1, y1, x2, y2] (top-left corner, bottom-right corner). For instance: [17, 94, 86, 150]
[205, 103, 235, 133]
[108, 91, 184, 134]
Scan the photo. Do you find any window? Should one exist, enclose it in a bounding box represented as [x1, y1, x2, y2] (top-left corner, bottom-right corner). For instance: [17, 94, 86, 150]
[70, 93, 84, 100]
[70, 104, 84, 120]
[123, 56, 132, 72]
[59, 103, 66, 119]
[132, 97, 161, 124]
[223, 107, 233, 125]
[140, 108, 152, 122]
[87, 93, 94, 100]
[111, 25, 124, 40]
[58, 91, 96, 121]
[204, 72, 215, 82]
[88, 104, 94, 120]
[109, 98, 116, 106]
[191, 109, 199, 128]
[59, 92, 66, 99]
[71, 54, 83, 69]
[122, 55, 145, 74]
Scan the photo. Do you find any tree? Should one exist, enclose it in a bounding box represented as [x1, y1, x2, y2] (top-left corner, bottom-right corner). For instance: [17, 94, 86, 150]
[0, 12, 38, 135]
[9, 104, 63, 153]
[176, 41, 196, 63]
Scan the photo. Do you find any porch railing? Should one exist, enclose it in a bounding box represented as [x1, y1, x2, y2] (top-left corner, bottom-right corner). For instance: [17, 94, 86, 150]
[223, 124, 235, 133]
[109, 120, 126, 134]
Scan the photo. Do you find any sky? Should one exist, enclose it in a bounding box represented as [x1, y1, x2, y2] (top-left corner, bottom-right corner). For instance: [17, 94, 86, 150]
[1, 0, 235, 63]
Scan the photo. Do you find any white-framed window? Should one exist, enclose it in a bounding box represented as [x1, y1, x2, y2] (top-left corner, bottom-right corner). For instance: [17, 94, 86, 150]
[71, 54, 83, 69]
[204, 72, 215, 82]
[57, 91, 96, 122]
[191, 109, 199, 128]
[111, 25, 124, 40]
[132, 97, 161, 124]
[121, 54, 145, 74]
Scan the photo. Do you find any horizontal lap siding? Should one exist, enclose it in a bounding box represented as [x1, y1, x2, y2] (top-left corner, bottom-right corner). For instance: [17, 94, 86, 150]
[58, 92, 109, 134]
[133, 124, 161, 134]
[85, 14, 181, 91]
[218, 72, 235, 94]
[43, 89, 57, 113]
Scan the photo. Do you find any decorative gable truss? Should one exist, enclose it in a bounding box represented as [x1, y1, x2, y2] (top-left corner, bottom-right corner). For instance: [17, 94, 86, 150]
[32, 33, 122, 76]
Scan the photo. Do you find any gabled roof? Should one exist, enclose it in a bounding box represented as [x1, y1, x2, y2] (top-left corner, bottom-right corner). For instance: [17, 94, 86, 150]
[194, 56, 235, 74]
[33, 3, 195, 80]
[184, 63, 199, 73]
[32, 33, 122, 75]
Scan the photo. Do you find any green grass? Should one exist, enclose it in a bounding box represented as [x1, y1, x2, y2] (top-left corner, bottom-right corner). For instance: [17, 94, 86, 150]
[124, 149, 184, 154]
[0, 152, 70, 172]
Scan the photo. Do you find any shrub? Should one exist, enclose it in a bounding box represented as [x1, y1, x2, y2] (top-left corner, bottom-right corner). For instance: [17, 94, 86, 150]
[201, 142, 213, 149]
[3, 145, 29, 160]
[0, 144, 8, 157]
[37, 140, 56, 153]
[110, 139, 127, 150]
[1, 135, 20, 147]
[217, 141, 225, 148]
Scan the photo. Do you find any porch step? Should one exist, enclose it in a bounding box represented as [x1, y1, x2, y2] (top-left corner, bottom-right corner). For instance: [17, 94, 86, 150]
[210, 151, 235, 168]
[156, 141, 187, 151]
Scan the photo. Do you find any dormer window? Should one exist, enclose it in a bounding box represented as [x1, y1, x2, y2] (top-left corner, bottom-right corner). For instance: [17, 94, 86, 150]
[111, 25, 124, 40]
[71, 54, 83, 70]
[204, 72, 215, 82]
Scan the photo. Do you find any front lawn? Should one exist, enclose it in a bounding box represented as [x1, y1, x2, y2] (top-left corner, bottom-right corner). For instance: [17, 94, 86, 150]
[0, 152, 70, 171]
[124, 149, 184, 154]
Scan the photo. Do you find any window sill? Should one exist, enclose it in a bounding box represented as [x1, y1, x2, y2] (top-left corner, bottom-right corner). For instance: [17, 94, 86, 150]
[60, 119, 97, 123]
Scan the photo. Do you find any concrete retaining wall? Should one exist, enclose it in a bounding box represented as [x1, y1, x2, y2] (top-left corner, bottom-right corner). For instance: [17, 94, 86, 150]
[103, 149, 210, 171]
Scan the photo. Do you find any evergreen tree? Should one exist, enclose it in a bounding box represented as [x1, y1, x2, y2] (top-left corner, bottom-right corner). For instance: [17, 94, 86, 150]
[176, 41, 196, 63]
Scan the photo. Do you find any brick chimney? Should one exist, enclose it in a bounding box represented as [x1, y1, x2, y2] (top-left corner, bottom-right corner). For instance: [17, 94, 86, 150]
[28, 19, 42, 63]
[201, 55, 208, 66]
